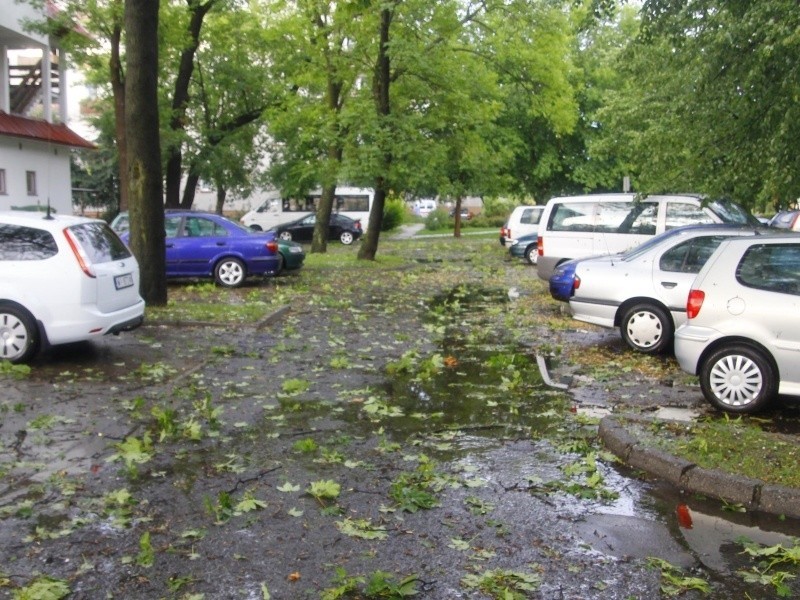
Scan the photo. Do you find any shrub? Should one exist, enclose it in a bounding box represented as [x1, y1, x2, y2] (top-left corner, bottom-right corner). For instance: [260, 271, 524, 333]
[464, 213, 505, 228]
[381, 197, 406, 231]
[424, 209, 450, 231]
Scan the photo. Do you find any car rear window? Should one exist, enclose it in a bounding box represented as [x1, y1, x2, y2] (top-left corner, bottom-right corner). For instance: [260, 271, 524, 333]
[0, 223, 58, 260]
[737, 243, 800, 295]
[520, 208, 542, 225]
[68, 222, 132, 263]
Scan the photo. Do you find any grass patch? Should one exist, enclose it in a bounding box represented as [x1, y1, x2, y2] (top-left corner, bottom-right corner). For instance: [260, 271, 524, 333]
[415, 227, 498, 237]
[634, 416, 800, 489]
[147, 300, 275, 324]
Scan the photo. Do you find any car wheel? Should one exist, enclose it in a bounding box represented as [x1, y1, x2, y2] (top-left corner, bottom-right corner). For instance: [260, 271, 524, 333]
[340, 231, 354, 245]
[524, 245, 538, 265]
[214, 258, 246, 288]
[249, 225, 262, 231]
[620, 303, 672, 354]
[699, 344, 777, 413]
[279, 231, 293, 241]
[0, 303, 39, 363]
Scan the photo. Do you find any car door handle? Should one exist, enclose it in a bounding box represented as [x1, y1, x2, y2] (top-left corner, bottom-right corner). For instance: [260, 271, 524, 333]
[216, 242, 226, 246]
[166, 243, 174, 248]
[660, 281, 678, 289]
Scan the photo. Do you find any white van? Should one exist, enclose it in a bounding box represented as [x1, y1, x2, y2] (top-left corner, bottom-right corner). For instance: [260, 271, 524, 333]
[240, 187, 374, 231]
[413, 199, 438, 217]
[499, 205, 544, 246]
[536, 193, 760, 281]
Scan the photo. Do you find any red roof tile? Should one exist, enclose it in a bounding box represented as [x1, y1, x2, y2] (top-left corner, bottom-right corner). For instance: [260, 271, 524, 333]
[0, 111, 96, 149]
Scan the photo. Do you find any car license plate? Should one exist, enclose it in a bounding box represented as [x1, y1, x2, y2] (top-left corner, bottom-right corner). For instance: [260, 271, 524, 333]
[114, 273, 134, 290]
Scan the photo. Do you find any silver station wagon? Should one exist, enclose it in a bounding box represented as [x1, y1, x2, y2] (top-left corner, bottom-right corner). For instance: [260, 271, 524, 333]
[674, 234, 800, 413]
[567, 224, 765, 354]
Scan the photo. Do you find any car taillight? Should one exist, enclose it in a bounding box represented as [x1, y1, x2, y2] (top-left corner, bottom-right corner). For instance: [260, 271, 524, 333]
[267, 241, 278, 253]
[537, 236, 543, 256]
[573, 275, 581, 291]
[63, 228, 96, 278]
[356, 221, 362, 230]
[686, 289, 705, 319]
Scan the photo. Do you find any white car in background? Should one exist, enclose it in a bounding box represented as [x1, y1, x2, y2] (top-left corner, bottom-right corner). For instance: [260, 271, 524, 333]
[499, 205, 544, 247]
[566, 224, 766, 354]
[674, 235, 800, 413]
[0, 210, 145, 363]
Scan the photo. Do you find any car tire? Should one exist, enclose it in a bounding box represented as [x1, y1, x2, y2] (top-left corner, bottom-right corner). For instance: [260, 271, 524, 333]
[620, 303, 672, 354]
[274, 253, 285, 276]
[524, 245, 537, 265]
[249, 225, 262, 231]
[214, 258, 246, 288]
[0, 303, 39, 363]
[278, 231, 293, 241]
[699, 344, 777, 413]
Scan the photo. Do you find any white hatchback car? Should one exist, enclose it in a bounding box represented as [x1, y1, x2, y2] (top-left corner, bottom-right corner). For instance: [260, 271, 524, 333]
[567, 225, 766, 354]
[0, 210, 145, 363]
[674, 235, 800, 413]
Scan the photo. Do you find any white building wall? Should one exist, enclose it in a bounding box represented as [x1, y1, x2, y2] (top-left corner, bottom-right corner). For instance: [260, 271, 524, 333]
[2, 3, 48, 46]
[0, 136, 72, 213]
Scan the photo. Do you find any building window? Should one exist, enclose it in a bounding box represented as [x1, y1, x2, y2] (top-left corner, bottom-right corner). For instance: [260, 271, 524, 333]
[26, 171, 37, 196]
[0, 169, 6, 194]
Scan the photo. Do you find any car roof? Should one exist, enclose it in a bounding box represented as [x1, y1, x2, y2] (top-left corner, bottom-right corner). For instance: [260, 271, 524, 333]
[0, 210, 102, 229]
[638, 223, 767, 244]
[714, 233, 800, 245]
[117, 209, 220, 217]
[545, 193, 702, 204]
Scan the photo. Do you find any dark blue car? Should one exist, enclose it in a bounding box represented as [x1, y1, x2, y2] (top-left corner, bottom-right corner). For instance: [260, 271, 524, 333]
[121, 211, 282, 288]
[507, 232, 539, 265]
[548, 259, 579, 302]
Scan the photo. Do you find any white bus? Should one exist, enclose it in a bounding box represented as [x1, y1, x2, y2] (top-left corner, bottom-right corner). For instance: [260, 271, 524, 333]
[240, 186, 374, 231]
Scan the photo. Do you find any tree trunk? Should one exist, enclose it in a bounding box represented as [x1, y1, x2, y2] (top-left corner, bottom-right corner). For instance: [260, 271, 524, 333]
[453, 196, 463, 238]
[313, 141, 344, 253]
[358, 6, 394, 260]
[312, 184, 336, 253]
[215, 185, 227, 215]
[109, 12, 128, 212]
[126, 0, 167, 306]
[164, 0, 216, 208]
[182, 169, 200, 208]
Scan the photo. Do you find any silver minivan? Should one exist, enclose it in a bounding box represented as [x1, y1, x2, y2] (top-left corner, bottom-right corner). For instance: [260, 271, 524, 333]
[674, 235, 800, 413]
[536, 193, 759, 281]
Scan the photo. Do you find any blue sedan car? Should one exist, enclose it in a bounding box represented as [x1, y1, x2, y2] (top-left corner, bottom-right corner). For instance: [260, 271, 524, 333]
[548, 260, 580, 302]
[121, 211, 282, 288]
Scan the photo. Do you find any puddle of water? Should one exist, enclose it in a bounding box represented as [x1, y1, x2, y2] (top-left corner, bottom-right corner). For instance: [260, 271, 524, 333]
[677, 505, 798, 571]
[385, 345, 568, 443]
[575, 512, 696, 567]
[363, 283, 572, 452]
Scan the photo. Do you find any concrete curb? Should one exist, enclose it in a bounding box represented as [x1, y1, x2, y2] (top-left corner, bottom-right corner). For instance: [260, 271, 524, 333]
[599, 414, 800, 520]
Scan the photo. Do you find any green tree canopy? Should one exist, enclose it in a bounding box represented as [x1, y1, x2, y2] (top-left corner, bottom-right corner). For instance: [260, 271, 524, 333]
[596, 0, 800, 212]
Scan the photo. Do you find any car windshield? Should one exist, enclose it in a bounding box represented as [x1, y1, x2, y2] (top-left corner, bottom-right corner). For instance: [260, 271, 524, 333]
[707, 199, 761, 226]
[620, 228, 687, 261]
